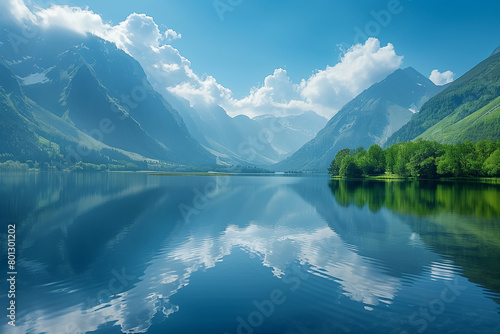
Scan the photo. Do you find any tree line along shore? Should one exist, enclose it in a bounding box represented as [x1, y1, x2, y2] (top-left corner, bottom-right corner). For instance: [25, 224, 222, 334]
[328, 139, 500, 179]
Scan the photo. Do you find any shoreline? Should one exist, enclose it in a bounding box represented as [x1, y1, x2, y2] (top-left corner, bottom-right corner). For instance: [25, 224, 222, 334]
[330, 174, 500, 184]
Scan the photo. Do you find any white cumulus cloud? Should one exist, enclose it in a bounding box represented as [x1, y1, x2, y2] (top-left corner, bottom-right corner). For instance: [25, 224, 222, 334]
[222, 38, 403, 118]
[223, 68, 307, 117]
[429, 69, 454, 86]
[0, 0, 36, 23]
[300, 38, 403, 114]
[36, 5, 111, 36]
[223, 38, 403, 118]
[165, 28, 181, 42]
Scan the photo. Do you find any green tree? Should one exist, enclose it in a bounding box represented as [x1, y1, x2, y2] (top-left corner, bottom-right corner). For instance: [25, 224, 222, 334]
[340, 155, 363, 178]
[328, 148, 352, 175]
[385, 144, 400, 174]
[419, 157, 438, 178]
[475, 140, 497, 176]
[330, 139, 499, 179]
[368, 144, 386, 175]
[437, 141, 477, 177]
[483, 149, 500, 176]
[395, 142, 416, 177]
[353, 148, 371, 175]
[407, 140, 443, 177]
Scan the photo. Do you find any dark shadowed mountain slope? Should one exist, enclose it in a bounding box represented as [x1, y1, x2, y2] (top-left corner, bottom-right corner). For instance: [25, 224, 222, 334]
[0, 57, 44, 161]
[0, 27, 214, 165]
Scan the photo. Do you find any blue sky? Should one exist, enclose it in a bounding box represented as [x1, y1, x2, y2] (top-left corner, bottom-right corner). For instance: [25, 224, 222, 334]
[65, 0, 500, 98]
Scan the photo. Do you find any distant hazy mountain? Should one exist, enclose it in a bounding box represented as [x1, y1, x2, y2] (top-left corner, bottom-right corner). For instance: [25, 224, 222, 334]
[275, 67, 443, 171]
[253, 111, 327, 159]
[387, 49, 500, 146]
[0, 27, 214, 165]
[161, 92, 276, 165]
[163, 90, 326, 166]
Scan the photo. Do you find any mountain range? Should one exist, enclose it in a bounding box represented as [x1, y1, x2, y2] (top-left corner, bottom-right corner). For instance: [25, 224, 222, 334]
[1, 20, 499, 172]
[0, 28, 216, 166]
[276, 48, 500, 172]
[161, 91, 326, 166]
[274, 67, 444, 171]
[0, 25, 325, 168]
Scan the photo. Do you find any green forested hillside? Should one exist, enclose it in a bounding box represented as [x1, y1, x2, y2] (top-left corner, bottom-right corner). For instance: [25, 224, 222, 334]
[418, 96, 500, 143]
[387, 51, 500, 146]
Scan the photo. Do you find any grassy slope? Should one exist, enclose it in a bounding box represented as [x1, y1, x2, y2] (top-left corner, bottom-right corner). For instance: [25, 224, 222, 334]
[418, 95, 500, 143]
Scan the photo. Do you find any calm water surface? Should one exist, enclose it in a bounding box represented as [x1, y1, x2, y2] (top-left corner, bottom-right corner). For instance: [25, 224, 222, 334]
[1, 172, 500, 334]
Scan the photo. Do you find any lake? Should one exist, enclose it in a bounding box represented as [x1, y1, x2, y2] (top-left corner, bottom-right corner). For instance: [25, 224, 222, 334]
[1, 172, 500, 334]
